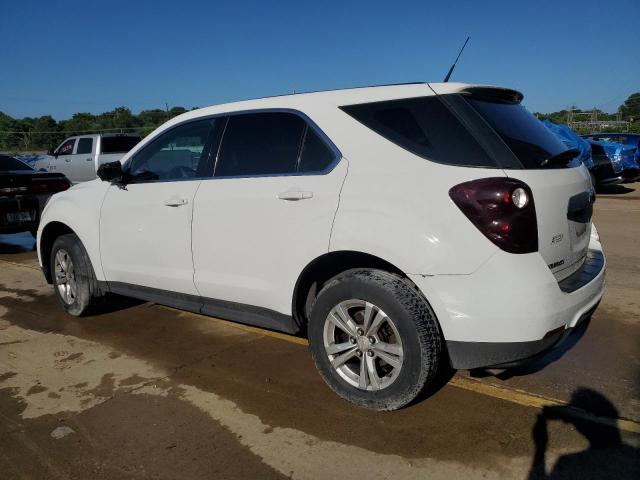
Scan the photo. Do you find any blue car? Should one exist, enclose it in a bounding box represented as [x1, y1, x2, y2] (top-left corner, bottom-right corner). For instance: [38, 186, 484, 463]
[582, 134, 640, 184]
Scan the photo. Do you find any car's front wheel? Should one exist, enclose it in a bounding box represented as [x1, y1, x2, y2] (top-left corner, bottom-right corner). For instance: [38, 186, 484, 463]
[308, 269, 442, 411]
[50, 233, 102, 316]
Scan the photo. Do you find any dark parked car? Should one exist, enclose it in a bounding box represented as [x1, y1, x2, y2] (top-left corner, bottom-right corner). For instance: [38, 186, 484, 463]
[582, 134, 640, 184]
[0, 154, 71, 236]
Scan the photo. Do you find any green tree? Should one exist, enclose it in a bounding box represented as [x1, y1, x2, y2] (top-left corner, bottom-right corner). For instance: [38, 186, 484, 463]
[618, 92, 640, 121]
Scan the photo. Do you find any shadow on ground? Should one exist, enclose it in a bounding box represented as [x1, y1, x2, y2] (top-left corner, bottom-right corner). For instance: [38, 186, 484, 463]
[596, 184, 636, 195]
[528, 388, 639, 479]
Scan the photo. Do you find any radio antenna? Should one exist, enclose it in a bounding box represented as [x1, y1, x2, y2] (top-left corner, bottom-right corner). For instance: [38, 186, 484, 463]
[443, 36, 470, 82]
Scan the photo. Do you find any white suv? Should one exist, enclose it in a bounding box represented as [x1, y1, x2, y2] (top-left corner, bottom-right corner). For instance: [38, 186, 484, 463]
[37, 83, 605, 410]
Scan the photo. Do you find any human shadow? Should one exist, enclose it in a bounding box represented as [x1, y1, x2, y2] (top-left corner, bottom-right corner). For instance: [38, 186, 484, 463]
[528, 388, 640, 479]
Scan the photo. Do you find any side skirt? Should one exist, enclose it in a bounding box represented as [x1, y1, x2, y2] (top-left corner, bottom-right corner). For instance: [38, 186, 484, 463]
[101, 281, 300, 335]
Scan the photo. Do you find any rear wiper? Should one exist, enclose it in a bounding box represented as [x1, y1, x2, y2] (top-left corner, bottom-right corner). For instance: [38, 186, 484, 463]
[540, 148, 580, 168]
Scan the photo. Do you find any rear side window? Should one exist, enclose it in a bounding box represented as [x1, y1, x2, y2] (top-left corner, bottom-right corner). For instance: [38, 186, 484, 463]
[466, 99, 568, 169]
[340, 96, 496, 167]
[76, 138, 93, 155]
[101, 136, 141, 154]
[215, 112, 306, 177]
[0, 155, 32, 171]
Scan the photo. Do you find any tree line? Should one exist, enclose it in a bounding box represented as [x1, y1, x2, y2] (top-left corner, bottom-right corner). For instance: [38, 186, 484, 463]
[0, 106, 192, 152]
[1, 92, 639, 152]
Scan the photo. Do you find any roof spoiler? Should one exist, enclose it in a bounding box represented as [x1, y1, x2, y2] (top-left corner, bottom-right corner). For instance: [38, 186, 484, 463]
[459, 86, 524, 105]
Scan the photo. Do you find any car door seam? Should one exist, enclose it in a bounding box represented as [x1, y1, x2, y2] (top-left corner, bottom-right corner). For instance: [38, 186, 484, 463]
[327, 157, 349, 252]
[190, 179, 205, 300]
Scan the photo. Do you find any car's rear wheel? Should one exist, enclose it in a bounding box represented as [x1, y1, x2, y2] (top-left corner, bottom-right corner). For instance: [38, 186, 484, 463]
[50, 233, 102, 316]
[308, 269, 442, 410]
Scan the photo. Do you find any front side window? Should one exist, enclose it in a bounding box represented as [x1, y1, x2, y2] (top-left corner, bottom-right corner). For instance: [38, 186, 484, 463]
[215, 112, 306, 177]
[341, 96, 496, 167]
[128, 119, 216, 182]
[57, 139, 76, 156]
[76, 138, 93, 155]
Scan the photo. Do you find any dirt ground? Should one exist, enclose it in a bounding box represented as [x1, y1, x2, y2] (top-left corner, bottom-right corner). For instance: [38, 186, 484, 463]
[1, 185, 639, 479]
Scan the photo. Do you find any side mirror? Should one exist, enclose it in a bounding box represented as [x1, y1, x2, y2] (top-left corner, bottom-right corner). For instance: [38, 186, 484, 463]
[47, 149, 54, 156]
[97, 161, 124, 183]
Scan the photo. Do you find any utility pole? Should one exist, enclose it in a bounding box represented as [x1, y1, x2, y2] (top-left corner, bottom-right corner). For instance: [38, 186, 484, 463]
[165, 102, 169, 113]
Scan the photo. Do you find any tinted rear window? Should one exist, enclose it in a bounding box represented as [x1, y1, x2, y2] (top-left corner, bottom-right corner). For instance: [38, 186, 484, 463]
[340, 96, 496, 167]
[101, 136, 141, 154]
[0, 155, 32, 171]
[466, 99, 569, 169]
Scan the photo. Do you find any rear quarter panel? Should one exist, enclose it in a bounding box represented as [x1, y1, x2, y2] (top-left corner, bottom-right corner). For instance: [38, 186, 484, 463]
[323, 108, 502, 275]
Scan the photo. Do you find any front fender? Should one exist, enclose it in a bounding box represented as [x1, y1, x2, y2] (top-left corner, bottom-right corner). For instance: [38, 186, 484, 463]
[38, 181, 110, 281]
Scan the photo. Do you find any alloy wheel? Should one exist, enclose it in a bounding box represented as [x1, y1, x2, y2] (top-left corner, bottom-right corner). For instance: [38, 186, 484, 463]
[323, 299, 404, 391]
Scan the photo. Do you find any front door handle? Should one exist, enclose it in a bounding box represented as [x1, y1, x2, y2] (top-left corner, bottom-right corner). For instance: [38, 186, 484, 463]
[277, 190, 313, 201]
[164, 197, 188, 207]
[65, 158, 72, 162]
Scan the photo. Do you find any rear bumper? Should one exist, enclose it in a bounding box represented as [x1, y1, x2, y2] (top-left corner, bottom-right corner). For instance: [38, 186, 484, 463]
[446, 301, 598, 369]
[409, 237, 606, 370]
[0, 196, 41, 233]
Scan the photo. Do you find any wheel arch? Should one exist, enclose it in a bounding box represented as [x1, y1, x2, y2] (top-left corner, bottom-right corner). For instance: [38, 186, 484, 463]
[292, 250, 410, 332]
[39, 221, 77, 283]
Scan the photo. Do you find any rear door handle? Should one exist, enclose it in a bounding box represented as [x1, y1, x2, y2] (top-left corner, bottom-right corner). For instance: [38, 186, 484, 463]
[277, 190, 313, 201]
[164, 197, 189, 207]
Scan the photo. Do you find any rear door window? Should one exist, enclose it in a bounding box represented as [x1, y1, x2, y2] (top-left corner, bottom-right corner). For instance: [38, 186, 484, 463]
[340, 96, 497, 167]
[299, 127, 336, 173]
[215, 112, 306, 177]
[76, 138, 93, 155]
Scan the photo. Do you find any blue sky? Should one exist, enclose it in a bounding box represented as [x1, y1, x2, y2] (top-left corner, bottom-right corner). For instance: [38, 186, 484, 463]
[1, 0, 638, 119]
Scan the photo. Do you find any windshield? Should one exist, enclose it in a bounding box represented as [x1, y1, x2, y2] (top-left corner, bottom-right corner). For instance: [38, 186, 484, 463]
[101, 136, 141, 154]
[0, 155, 32, 171]
[466, 98, 572, 169]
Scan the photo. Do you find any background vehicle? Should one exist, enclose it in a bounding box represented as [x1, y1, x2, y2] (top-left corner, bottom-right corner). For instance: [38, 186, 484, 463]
[543, 122, 639, 187]
[585, 139, 639, 185]
[36, 133, 141, 183]
[583, 133, 640, 184]
[37, 83, 605, 410]
[0, 154, 70, 236]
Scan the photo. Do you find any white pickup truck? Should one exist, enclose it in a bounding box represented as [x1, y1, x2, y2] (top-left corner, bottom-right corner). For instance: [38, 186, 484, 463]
[37, 133, 141, 183]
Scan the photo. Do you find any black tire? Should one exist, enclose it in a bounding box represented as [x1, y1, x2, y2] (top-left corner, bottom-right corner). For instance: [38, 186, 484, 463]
[50, 233, 102, 316]
[308, 269, 442, 411]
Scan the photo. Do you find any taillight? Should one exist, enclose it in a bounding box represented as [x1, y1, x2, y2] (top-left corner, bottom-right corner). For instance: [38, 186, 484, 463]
[449, 177, 538, 254]
[28, 179, 71, 194]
